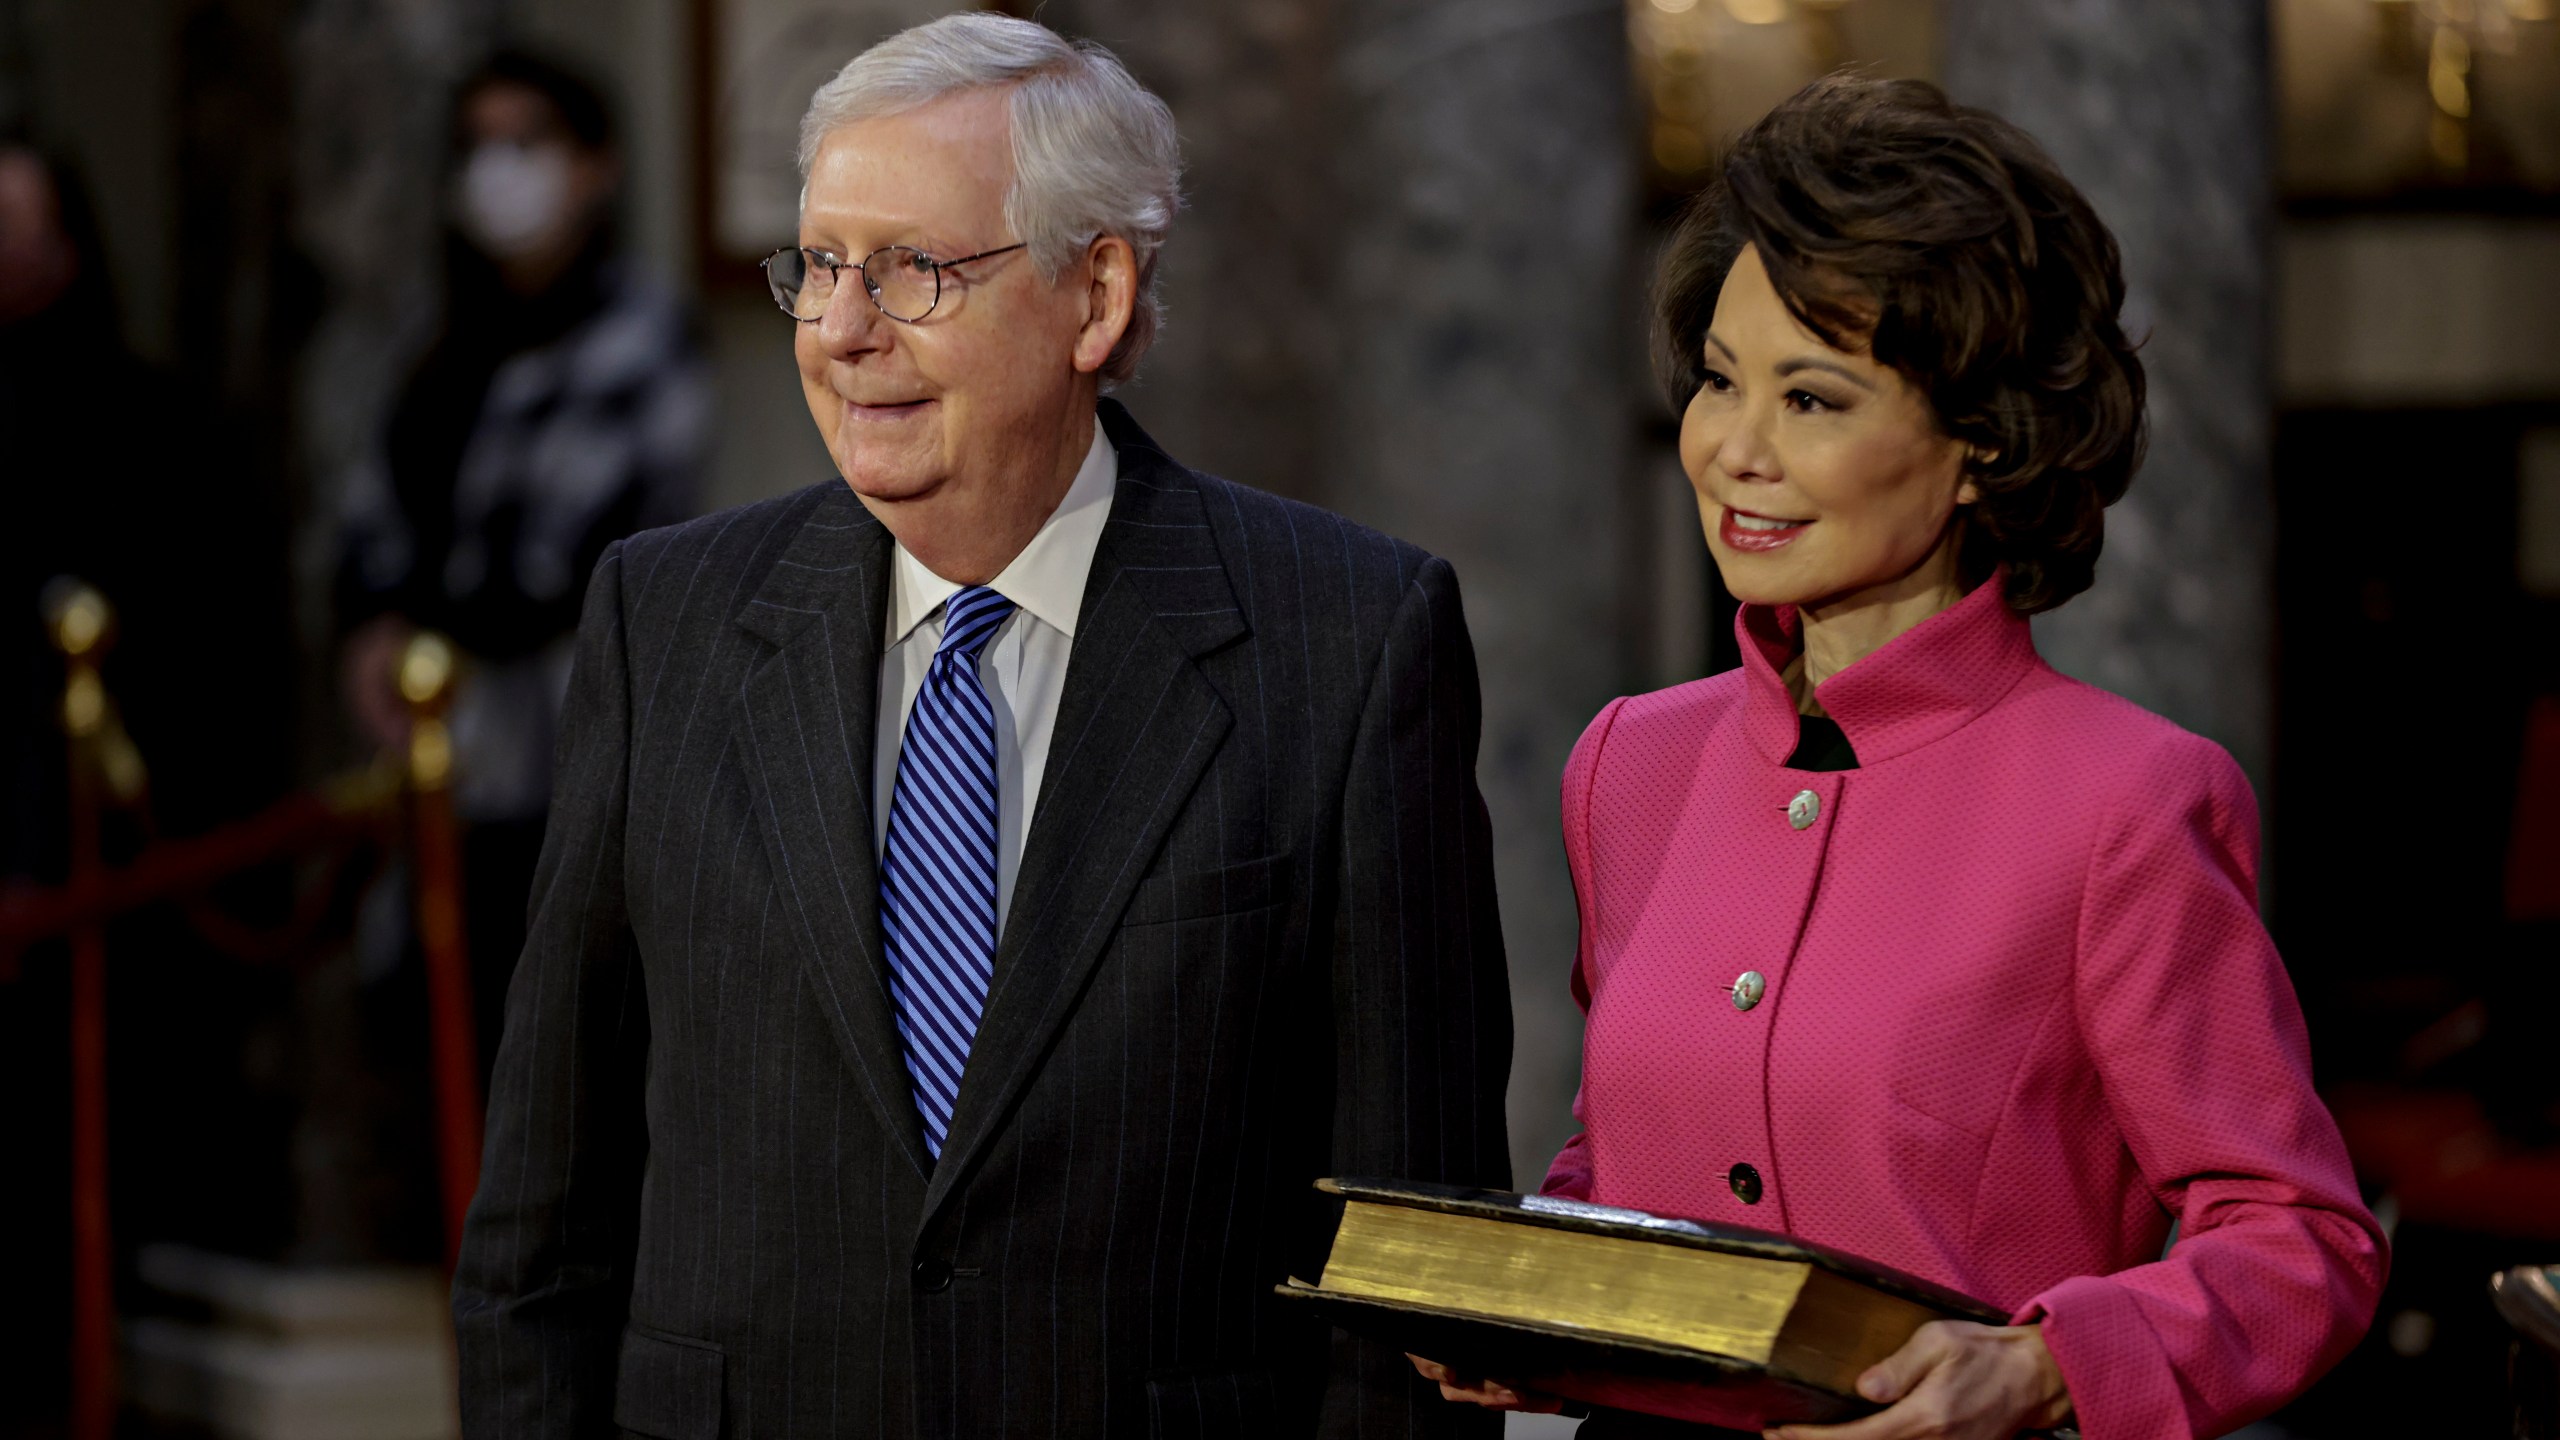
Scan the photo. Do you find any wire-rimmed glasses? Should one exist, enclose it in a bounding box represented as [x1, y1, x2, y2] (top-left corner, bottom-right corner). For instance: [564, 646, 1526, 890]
[760, 242, 1027, 323]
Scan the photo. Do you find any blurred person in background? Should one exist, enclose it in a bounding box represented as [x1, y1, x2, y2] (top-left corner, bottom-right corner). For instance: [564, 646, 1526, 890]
[0, 138, 122, 884]
[2, 132, 288, 902]
[334, 50, 707, 1082]
[2, 135, 292, 1423]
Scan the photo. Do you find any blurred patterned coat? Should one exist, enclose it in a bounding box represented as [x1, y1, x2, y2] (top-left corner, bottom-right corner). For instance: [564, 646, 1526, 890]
[339, 255, 707, 821]
[1542, 577, 2385, 1439]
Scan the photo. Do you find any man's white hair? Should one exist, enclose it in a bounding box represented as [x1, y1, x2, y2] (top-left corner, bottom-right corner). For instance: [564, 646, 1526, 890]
[797, 13, 1182, 387]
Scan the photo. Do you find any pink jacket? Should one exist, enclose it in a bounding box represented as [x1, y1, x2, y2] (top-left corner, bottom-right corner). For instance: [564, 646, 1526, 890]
[1542, 579, 2384, 1439]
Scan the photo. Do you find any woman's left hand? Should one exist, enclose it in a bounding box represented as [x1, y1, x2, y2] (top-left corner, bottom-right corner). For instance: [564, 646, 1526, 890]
[1766, 1320, 2072, 1440]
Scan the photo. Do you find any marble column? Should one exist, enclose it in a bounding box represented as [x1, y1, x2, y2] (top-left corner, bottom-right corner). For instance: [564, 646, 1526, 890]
[1326, 0, 1635, 1185]
[284, 0, 502, 1260]
[1034, 1, 1347, 506]
[1039, 0, 1638, 1183]
[292, 0, 502, 599]
[1942, 2, 2276, 798]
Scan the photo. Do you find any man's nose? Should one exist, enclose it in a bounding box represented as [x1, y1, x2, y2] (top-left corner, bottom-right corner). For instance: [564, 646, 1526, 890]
[813, 275, 887, 357]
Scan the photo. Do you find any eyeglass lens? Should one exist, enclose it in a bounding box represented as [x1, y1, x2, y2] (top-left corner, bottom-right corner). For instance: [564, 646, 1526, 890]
[765, 246, 943, 323]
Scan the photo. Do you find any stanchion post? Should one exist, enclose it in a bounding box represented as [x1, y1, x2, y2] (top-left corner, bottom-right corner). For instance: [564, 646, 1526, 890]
[48, 582, 117, 1440]
[400, 632, 482, 1268]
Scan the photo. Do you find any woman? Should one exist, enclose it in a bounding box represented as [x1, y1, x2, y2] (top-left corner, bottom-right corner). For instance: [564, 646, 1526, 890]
[335, 50, 706, 1088]
[1416, 76, 2383, 1439]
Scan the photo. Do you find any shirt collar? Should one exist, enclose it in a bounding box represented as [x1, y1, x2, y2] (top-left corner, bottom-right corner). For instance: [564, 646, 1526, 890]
[886, 421, 1117, 647]
[1736, 571, 2043, 767]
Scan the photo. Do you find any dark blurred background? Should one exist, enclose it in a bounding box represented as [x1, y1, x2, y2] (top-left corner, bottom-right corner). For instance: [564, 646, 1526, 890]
[1, 1, 2554, 1436]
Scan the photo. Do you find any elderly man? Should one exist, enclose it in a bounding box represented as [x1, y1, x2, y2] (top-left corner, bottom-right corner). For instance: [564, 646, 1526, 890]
[452, 14, 1510, 1438]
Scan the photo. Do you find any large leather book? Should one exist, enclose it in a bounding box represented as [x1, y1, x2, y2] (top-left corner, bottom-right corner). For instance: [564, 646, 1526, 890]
[1277, 1179, 2008, 1428]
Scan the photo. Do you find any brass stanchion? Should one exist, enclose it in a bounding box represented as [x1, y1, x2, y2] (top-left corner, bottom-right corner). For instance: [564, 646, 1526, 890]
[47, 580, 124, 1440]
[399, 633, 482, 1265]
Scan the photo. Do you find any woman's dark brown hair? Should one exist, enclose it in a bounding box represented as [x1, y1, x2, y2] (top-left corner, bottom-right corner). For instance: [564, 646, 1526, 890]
[1657, 74, 2145, 615]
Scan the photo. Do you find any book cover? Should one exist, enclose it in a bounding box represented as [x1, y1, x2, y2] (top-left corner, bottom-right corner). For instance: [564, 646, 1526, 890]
[1279, 1179, 2007, 1429]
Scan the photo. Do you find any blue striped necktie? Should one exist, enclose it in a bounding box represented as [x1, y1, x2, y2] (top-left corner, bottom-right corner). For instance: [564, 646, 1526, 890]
[880, 584, 1017, 1158]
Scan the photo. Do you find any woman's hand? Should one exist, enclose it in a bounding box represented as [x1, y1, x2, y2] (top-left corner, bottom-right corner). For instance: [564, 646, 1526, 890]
[1406, 1354, 1566, 1413]
[341, 615, 417, 751]
[1768, 1321, 2071, 1440]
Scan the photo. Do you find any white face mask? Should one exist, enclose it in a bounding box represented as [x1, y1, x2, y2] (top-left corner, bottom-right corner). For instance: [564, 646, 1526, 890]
[455, 142, 574, 260]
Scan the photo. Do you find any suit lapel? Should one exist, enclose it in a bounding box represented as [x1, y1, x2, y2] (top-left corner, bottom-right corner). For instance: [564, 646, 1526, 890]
[733, 486, 932, 1178]
[922, 409, 1248, 1221]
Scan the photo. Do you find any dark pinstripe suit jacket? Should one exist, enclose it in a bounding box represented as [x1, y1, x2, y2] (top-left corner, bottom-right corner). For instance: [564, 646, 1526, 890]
[453, 402, 1512, 1439]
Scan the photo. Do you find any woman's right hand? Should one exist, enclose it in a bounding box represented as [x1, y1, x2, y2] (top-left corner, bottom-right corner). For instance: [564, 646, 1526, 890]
[1406, 1354, 1566, 1412]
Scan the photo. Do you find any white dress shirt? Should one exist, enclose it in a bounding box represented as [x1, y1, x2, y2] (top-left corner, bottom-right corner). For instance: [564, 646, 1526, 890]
[873, 424, 1116, 935]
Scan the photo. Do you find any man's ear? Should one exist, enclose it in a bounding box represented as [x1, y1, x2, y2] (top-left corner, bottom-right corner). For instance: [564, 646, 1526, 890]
[1070, 233, 1138, 377]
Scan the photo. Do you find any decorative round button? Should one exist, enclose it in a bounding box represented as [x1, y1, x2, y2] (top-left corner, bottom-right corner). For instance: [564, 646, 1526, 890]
[911, 1257, 953, 1294]
[1786, 789, 1820, 830]
[1730, 970, 1766, 1011]
[1728, 1162, 1764, 1205]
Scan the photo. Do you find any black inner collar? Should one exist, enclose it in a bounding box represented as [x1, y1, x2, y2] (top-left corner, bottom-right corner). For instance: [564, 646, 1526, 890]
[1785, 713, 1859, 772]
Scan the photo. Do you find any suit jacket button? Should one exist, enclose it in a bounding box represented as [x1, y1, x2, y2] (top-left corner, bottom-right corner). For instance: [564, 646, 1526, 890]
[1728, 1162, 1763, 1205]
[1731, 971, 1766, 1011]
[912, 1257, 953, 1294]
[1786, 790, 1820, 830]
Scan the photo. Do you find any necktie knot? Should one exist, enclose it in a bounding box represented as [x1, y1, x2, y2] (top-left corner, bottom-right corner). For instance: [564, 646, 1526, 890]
[937, 586, 1016, 664]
